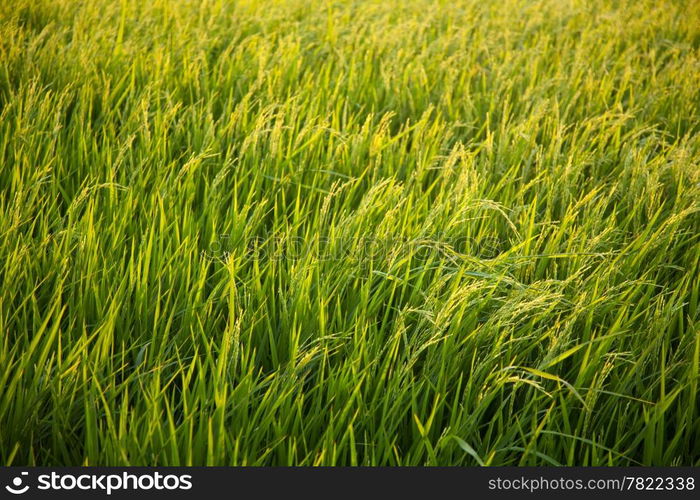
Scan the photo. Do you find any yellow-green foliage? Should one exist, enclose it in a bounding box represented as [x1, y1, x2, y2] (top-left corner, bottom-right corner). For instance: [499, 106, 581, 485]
[0, 0, 698, 465]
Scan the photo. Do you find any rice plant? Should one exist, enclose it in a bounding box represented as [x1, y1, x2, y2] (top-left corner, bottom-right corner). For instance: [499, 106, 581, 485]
[0, 0, 698, 465]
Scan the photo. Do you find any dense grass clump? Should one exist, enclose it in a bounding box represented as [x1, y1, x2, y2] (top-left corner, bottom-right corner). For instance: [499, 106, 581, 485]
[0, 0, 699, 466]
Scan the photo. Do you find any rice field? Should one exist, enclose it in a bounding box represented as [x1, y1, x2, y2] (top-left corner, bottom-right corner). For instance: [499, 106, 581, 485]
[0, 0, 699, 466]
